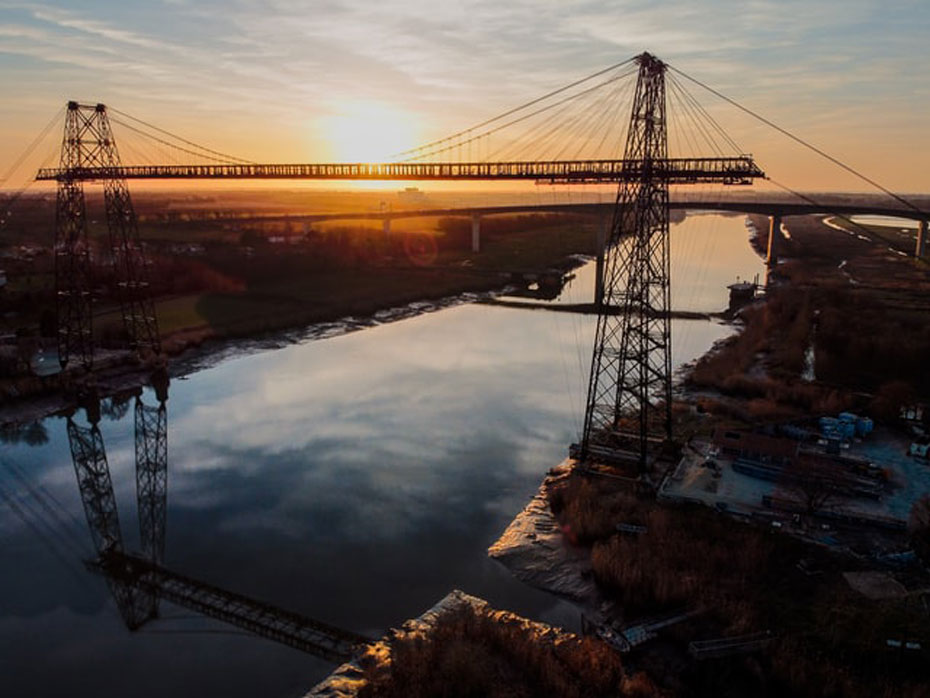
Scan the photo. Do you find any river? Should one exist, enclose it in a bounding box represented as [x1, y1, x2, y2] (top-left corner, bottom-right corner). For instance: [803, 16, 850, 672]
[0, 212, 764, 697]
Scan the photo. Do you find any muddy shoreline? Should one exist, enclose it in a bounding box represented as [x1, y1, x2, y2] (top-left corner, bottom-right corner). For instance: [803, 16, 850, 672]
[488, 460, 605, 613]
[0, 284, 514, 427]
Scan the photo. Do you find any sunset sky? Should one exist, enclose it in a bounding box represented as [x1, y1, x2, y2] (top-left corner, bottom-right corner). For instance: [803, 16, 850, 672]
[1, 0, 928, 192]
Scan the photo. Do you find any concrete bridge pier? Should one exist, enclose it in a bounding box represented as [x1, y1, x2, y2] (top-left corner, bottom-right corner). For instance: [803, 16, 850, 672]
[594, 215, 609, 306]
[766, 214, 782, 268]
[382, 216, 391, 238]
[471, 214, 481, 253]
[917, 219, 927, 258]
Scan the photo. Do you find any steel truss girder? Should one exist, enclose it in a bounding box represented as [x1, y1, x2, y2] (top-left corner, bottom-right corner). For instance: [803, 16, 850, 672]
[36, 157, 765, 184]
[90, 551, 369, 663]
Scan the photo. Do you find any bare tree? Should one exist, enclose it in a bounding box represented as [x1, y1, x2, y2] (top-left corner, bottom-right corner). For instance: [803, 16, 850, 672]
[780, 457, 844, 515]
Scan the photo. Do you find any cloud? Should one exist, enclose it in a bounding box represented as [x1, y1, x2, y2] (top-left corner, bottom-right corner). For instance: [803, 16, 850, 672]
[0, 0, 927, 187]
[29, 6, 174, 51]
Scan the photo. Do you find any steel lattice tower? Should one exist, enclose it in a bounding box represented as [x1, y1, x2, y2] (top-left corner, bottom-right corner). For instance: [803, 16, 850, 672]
[135, 371, 168, 571]
[580, 53, 672, 471]
[68, 409, 157, 630]
[54, 102, 160, 370]
[54, 106, 94, 369]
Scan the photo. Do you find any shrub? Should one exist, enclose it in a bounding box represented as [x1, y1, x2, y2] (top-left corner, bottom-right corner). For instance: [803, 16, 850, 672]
[361, 602, 642, 698]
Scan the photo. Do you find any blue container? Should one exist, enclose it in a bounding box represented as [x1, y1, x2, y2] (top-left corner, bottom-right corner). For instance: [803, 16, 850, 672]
[856, 417, 873, 437]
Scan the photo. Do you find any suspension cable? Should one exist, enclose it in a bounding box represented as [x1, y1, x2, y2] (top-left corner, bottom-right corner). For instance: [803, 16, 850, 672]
[393, 58, 637, 159]
[110, 117, 246, 166]
[766, 175, 926, 262]
[668, 73, 743, 154]
[669, 65, 928, 216]
[0, 107, 64, 188]
[401, 67, 639, 162]
[109, 107, 255, 164]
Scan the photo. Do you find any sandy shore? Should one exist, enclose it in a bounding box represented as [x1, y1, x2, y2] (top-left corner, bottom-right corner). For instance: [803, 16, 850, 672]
[487, 459, 622, 624]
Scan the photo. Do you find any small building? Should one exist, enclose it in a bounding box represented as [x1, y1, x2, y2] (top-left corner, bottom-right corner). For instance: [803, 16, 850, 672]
[712, 428, 799, 466]
[910, 437, 930, 460]
[398, 186, 427, 204]
[727, 278, 757, 310]
[901, 404, 926, 423]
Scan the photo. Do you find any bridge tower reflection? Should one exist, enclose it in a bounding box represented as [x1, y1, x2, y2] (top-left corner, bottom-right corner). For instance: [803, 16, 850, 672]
[65, 371, 369, 661]
[67, 374, 165, 629]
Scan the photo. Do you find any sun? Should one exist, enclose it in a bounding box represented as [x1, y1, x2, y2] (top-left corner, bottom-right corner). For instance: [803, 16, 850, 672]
[319, 101, 420, 163]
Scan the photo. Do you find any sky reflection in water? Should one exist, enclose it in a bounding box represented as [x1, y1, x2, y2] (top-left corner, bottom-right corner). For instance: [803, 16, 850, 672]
[0, 213, 763, 697]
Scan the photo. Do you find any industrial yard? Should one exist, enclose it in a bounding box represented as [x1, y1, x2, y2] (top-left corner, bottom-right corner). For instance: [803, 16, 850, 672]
[663, 419, 930, 549]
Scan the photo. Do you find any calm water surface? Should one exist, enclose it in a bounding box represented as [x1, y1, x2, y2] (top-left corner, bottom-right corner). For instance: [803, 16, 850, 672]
[1, 213, 763, 697]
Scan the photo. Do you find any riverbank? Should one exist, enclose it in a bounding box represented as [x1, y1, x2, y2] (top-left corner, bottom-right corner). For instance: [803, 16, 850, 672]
[1, 214, 597, 423]
[487, 213, 930, 697]
[688, 213, 930, 422]
[488, 460, 603, 610]
[0, 282, 519, 426]
[307, 589, 652, 698]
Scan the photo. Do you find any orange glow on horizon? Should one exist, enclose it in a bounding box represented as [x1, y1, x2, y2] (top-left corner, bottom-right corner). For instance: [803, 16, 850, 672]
[317, 101, 421, 163]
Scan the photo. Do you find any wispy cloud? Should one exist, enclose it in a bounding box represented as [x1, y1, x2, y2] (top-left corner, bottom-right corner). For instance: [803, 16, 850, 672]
[0, 0, 927, 187]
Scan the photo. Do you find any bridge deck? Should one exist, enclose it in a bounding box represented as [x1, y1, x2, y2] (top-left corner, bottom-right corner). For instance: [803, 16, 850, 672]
[36, 157, 763, 184]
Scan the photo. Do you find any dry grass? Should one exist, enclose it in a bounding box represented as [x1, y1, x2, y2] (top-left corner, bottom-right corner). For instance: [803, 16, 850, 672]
[690, 211, 930, 424]
[549, 472, 930, 698]
[360, 602, 660, 698]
